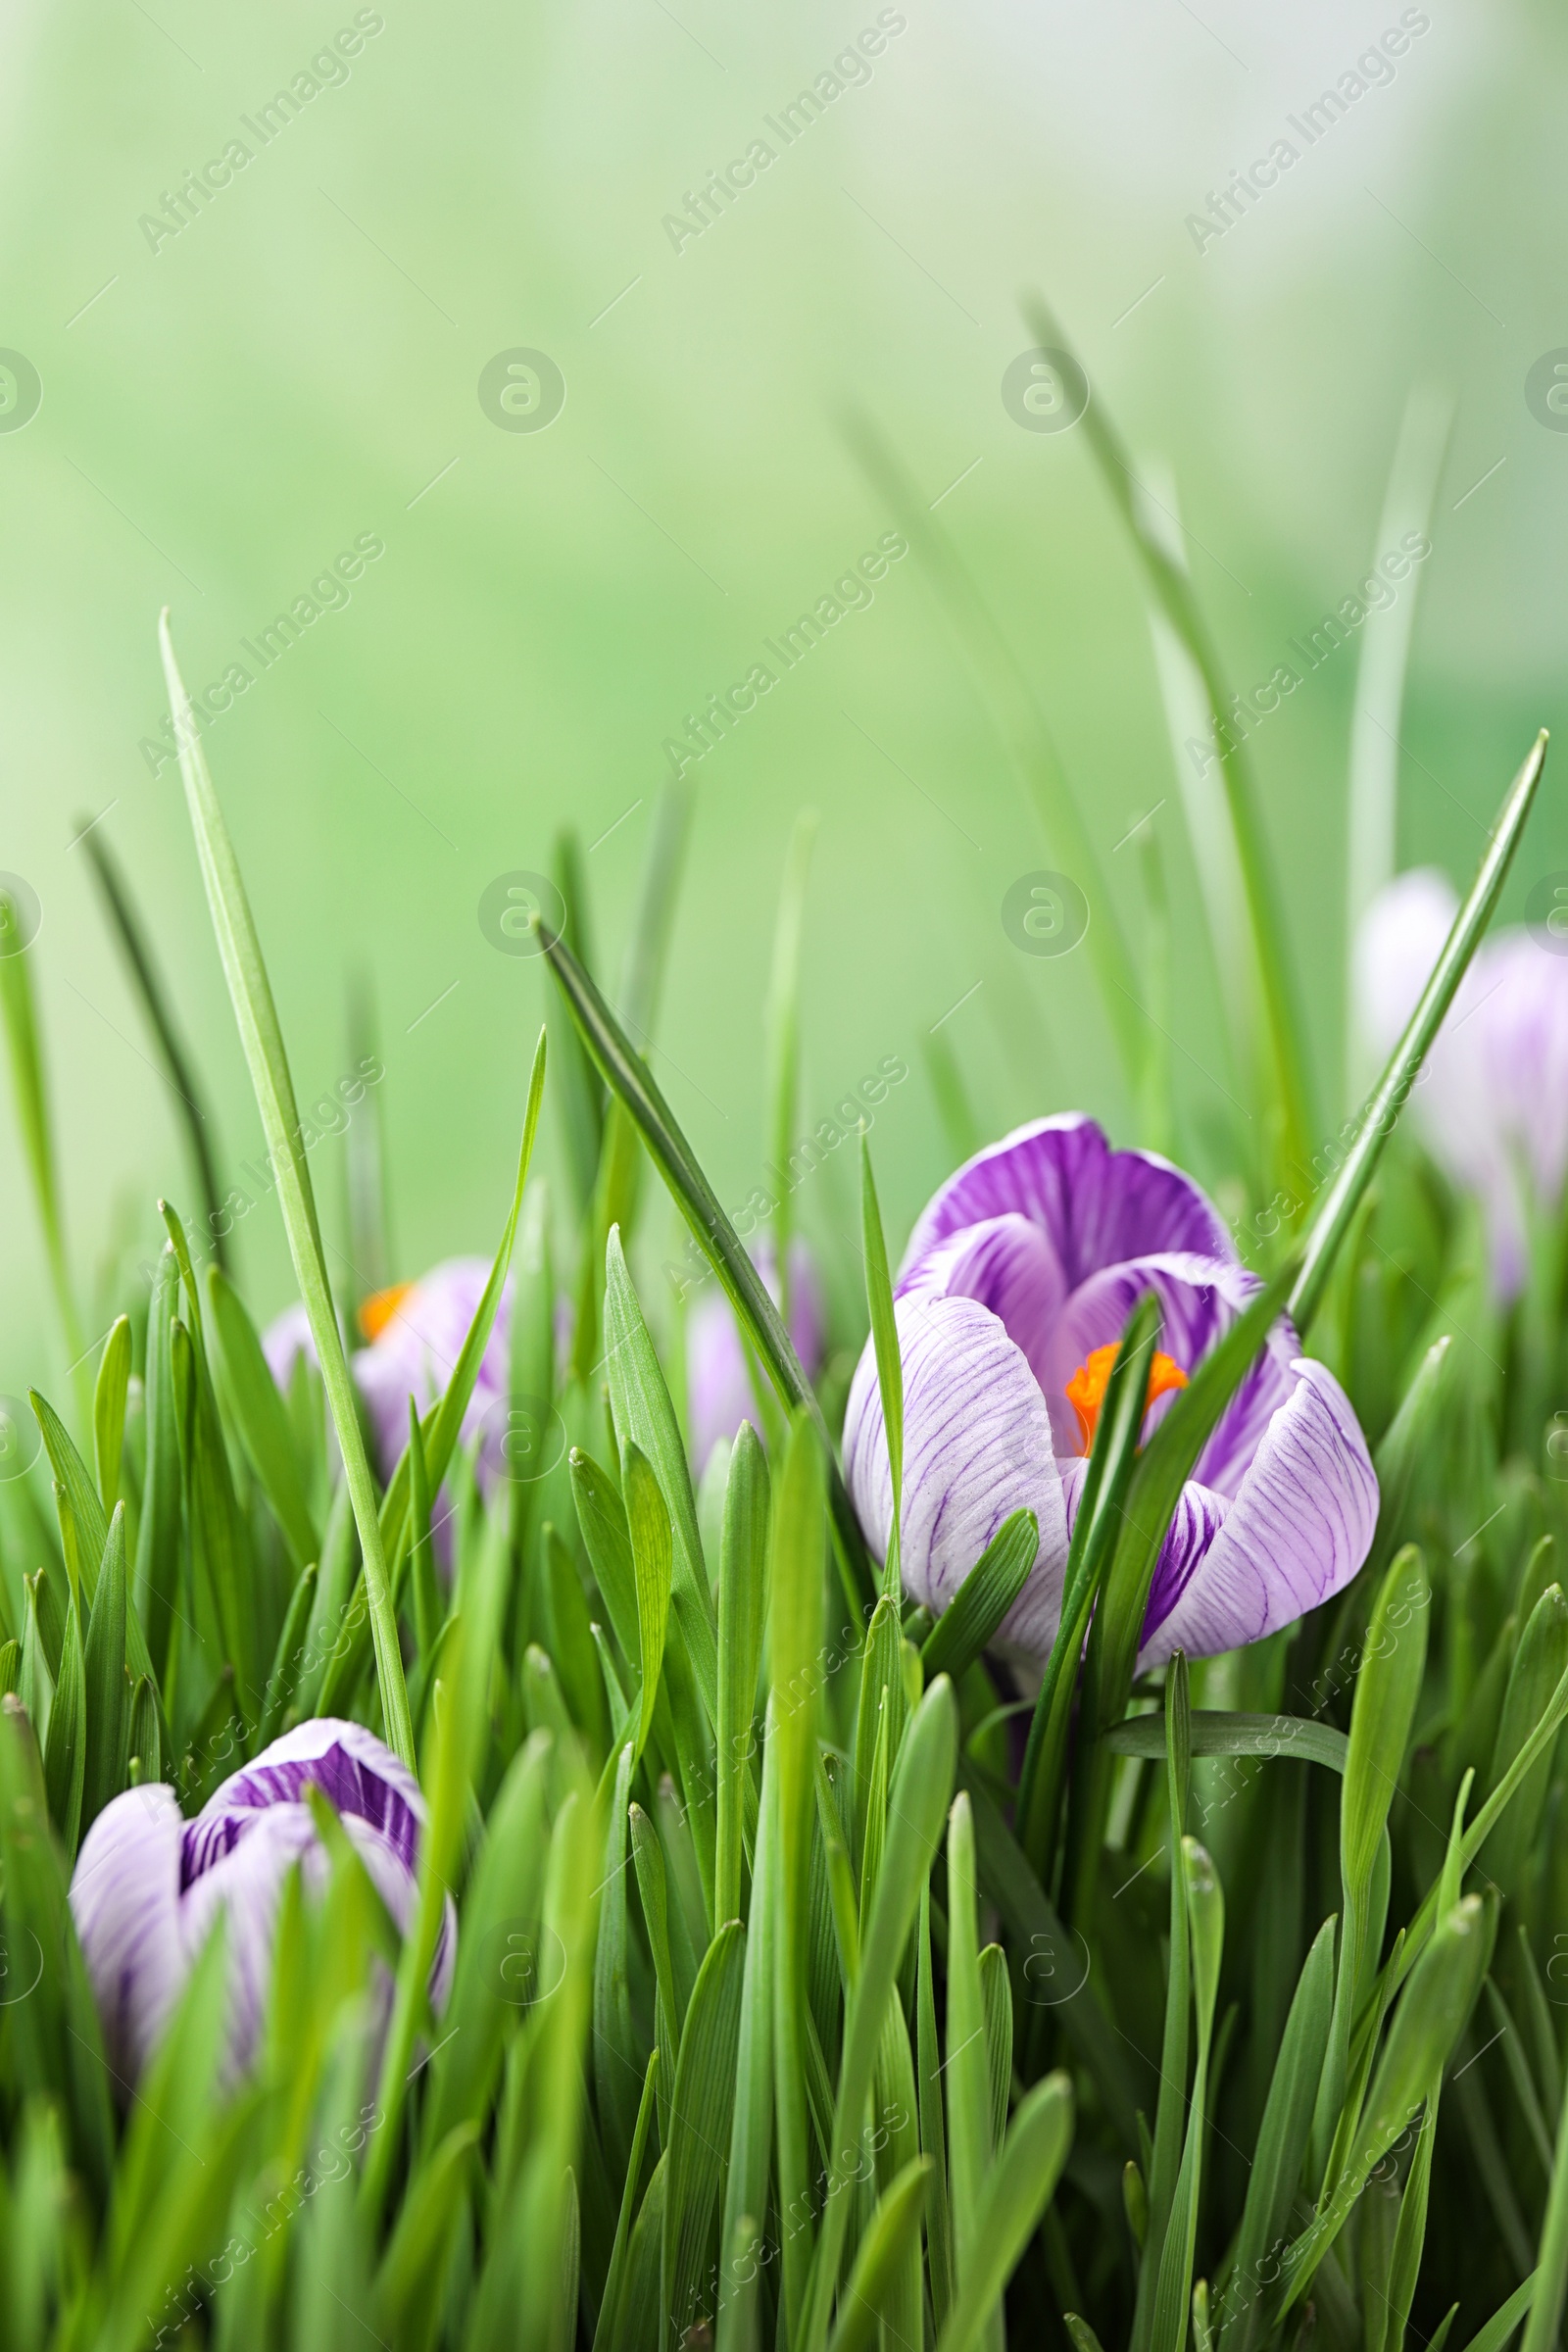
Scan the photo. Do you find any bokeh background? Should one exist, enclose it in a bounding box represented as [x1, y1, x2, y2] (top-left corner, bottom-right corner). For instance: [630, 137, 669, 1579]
[1, 0, 1564, 1395]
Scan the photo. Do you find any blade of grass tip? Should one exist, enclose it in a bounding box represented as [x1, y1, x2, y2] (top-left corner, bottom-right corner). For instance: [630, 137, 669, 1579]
[1344, 386, 1452, 1097]
[78, 825, 229, 1272]
[1020, 292, 1315, 1175]
[826, 2158, 933, 2352]
[0, 885, 90, 1422]
[343, 965, 392, 1308]
[1291, 728, 1548, 1333]
[159, 611, 414, 1773]
[92, 1315, 131, 1519]
[549, 826, 606, 1222]
[542, 920, 873, 1601]
[766, 809, 817, 1324]
[918, 1509, 1037, 1689]
[859, 1132, 903, 1602]
[841, 415, 1145, 1092]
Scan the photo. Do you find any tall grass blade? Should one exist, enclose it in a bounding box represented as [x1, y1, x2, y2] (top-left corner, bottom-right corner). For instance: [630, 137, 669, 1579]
[1291, 727, 1548, 1331]
[159, 612, 416, 1771]
[79, 825, 229, 1269]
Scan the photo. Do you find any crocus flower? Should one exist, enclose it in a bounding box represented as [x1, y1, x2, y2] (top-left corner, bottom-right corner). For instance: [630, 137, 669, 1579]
[1355, 868, 1568, 1299]
[70, 1718, 455, 2082]
[843, 1115, 1377, 1666]
[351, 1258, 512, 1482]
[686, 1240, 824, 1473]
[263, 1260, 512, 1483]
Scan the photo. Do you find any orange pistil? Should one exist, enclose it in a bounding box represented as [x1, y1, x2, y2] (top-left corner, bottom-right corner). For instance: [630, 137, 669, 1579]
[359, 1280, 415, 1343]
[1065, 1343, 1189, 1454]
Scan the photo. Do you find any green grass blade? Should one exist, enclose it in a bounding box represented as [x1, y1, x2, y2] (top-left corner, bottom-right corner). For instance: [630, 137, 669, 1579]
[1016, 1293, 1159, 1878]
[801, 1675, 958, 2352]
[859, 1131, 903, 1601]
[1149, 1842, 1224, 2352]
[716, 1422, 768, 1924]
[1217, 1918, 1336, 2352]
[80, 1501, 127, 1833]
[79, 824, 229, 1269]
[826, 2156, 932, 2352]
[770, 1413, 827, 2340]
[31, 1387, 109, 1607]
[934, 2074, 1074, 2352]
[1105, 1712, 1348, 1775]
[42, 1592, 84, 1856]
[541, 923, 871, 1599]
[0, 885, 89, 1416]
[765, 810, 817, 1302]
[206, 1261, 320, 1571]
[625, 1444, 674, 1764]
[1019, 294, 1315, 1171]
[946, 1792, 994, 2290]
[134, 1246, 182, 1680]
[1520, 2031, 1568, 2352]
[593, 2051, 661, 2352]
[663, 1919, 747, 2348]
[605, 1232, 717, 1726]
[717, 1737, 777, 2352]
[920, 1510, 1037, 1688]
[843, 420, 1145, 1088]
[1291, 728, 1548, 1331]
[92, 1315, 130, 1519]
[160, 612, 415, 1772]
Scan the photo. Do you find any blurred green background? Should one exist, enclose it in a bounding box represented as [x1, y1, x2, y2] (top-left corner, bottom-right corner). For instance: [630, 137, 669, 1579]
[1, 0, 1565, 1394]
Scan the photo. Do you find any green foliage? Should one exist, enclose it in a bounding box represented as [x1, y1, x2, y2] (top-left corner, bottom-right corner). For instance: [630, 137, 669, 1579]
[0, 634, 1562, 2352]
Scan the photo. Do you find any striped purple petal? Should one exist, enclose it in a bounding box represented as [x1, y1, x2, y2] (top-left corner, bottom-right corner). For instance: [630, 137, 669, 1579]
[904, 1115, 1236, 1289]
[71, 1717, 455, 2082]
[1138, 1359, 1379, 1666]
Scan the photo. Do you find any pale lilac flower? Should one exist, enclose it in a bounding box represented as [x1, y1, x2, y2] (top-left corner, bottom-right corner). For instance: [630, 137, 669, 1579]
[1355, 868, 1568, 1299]
[686, 1240, 824, 1473]
[350, 1258, 512, 1482]
[843, 1116, 1377, 1668]
[70, 1718, 455, 2082]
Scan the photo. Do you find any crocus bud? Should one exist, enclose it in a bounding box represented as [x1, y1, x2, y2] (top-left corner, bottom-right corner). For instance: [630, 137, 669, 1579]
[70, 1717, 455, 2082]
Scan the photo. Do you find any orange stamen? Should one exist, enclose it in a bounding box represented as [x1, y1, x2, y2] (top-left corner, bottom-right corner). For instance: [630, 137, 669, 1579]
[1065, 1343, 1188, 1454]
[359, 1280, 415, 1343]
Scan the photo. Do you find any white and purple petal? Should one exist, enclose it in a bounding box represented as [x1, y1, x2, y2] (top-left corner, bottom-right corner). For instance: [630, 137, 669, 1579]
[904, 1116, 1236, 1290]
[1138, 1358, 1377, 1667]
[844, 1291, 1069, 1655]
[69, 1784, 187, 2082]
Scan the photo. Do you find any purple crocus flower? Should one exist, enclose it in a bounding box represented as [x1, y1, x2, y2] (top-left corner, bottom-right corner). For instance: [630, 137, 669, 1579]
[686, 1240, 824, 1474]
[843, 1116, 1378, 1667]
[350, 1258, 512, 1482]
[70, 1718, 455, 2082]
[1356, 868, 1568, 1300]
[262, 1259, 512, 1484]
